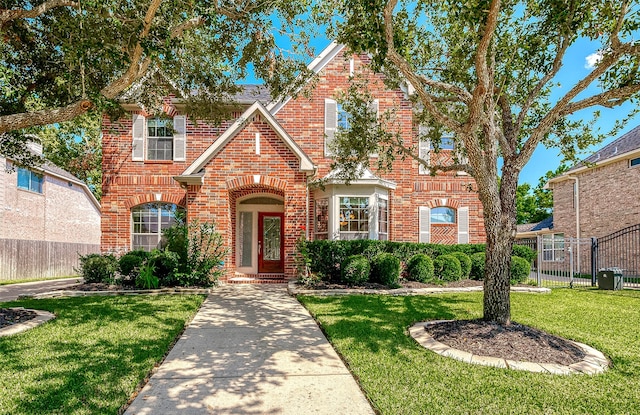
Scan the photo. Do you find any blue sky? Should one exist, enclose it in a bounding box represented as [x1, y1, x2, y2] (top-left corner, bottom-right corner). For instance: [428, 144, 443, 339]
[265, 34, 639, 187]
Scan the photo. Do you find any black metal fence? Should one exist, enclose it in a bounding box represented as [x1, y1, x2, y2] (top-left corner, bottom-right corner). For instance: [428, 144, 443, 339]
[515, 224, 640, 288]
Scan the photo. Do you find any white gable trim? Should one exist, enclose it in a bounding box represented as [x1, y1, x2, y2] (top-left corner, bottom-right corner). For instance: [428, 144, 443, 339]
[266, 42, 346, 115]
[181, 101, 315, 176]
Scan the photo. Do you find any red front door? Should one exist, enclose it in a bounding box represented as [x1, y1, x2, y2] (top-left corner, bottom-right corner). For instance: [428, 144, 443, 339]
[258, 212, 284, 273]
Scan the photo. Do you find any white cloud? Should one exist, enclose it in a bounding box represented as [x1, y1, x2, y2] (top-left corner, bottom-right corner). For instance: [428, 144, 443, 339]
[585, 52, 603, 69]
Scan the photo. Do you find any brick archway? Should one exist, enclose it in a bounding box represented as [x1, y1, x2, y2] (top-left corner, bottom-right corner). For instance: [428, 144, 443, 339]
[226, 175, 288, 193]
[123, 193, 186, 209]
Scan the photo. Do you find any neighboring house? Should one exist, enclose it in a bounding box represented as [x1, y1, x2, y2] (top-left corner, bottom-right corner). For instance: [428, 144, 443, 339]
[548, 125, 640, 240]
[101, 42, 487, 281]
[0, 142, 101, 280]
[545, 126, 640, 279]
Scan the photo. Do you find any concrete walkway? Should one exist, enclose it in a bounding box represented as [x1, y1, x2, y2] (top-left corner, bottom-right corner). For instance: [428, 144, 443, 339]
[124, 284, 375, 415]
[0, 278, 82, 302]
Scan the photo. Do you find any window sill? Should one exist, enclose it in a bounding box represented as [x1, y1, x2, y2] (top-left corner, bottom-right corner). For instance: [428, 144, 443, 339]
[17, 187, 44, 196]
[144, 160, 175, 164]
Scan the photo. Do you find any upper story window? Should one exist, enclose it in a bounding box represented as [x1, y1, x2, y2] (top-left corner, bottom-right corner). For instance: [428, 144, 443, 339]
[324, 98, 379, 157]
[630, 157, 640, 167]
[132, 114, 187, 162]
[17, 167, 43, 193]
[147, 118, 173, 160]
[131, 202, 185, 251]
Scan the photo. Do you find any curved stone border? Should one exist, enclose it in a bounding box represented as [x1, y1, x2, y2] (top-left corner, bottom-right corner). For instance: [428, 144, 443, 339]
[288, 280, 551, 296]
[0, 308, 56, 337]
[409, 321, 609, 375]
[17, 287, 212, 300]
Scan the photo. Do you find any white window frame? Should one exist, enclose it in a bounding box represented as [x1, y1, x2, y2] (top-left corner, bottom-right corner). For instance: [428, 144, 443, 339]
[131, 203, 185, 251]
[132, 114, 187, 162]
[17, 167, 44, 194]
[542, 233, 565, 262]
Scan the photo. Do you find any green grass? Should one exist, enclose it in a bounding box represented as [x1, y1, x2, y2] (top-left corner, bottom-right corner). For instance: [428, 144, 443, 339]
[299, 289, 640, 414]
[0, 276, 80, 286]
[0, 294, 205, 415]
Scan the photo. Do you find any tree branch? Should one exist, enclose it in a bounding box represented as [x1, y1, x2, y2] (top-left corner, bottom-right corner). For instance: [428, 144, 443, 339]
[0, 0, 77, 27]
[466, 0, 501, 132]
[0, 100, 92, 134]
[562, 84, 640, 114]
[382, 0, 465, 135]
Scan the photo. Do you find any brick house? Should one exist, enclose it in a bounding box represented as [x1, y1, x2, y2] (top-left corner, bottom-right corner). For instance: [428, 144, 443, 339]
[0, 142, 101, 280]
[548, 125, 640, 240]
[101, 42, 486, 281]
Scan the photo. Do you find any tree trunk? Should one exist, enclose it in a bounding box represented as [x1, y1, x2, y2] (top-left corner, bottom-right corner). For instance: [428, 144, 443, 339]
[479, 162, 519, 325]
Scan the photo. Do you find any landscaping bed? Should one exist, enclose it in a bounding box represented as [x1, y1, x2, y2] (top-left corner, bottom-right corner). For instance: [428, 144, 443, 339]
[0, 308, 37, 329]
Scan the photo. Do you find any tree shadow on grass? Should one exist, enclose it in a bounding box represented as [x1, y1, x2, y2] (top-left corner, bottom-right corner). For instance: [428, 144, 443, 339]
[299, 293, 481, 355]
[0, 295, 204, 415]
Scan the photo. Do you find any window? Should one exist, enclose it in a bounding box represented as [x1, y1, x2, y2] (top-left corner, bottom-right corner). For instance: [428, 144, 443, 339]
[542, 233, 565, 261]
[630, 157, 640, 167]
[131, 203, 185, 251]
[337, 103, 349, 129]
[17, 168, 43, 193]
[325, 99, 378, 157]
[339, 196, 369, 240]
[147, 118, 173, 160]
[314, 198, 329, 240]
[132, 114, 186, 162]
[378, 198, 388, 240]
[431, 207, 456, 224]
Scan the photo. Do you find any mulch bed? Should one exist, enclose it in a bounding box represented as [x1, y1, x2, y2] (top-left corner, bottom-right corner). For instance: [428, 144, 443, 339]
[426, 319, 585, 365]
[0, 308, 37, 330]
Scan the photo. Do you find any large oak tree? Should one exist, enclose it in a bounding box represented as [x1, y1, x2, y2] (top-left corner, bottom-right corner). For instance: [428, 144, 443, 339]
[319, 0, 640, 323]
[1, 0, 313, 162]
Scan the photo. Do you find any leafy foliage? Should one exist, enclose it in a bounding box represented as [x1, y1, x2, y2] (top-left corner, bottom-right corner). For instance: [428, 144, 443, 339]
[370, 253, 401, 287]
[405, 254, 435, 283]
[341, 255, 370, 285]
[449, 251, 472, 279]
[76, 253, 117, 284]
[135, 262, 159, 289]
[510, 255, 532, 285]
[433, 254, 462, 282]
[469, 252, 486, 280]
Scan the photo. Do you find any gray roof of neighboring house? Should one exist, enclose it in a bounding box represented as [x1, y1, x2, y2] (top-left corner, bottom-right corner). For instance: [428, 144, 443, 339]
[231, 84, 272, 104]
[570, 124, 640, 171]
[516, 215, 554, 233]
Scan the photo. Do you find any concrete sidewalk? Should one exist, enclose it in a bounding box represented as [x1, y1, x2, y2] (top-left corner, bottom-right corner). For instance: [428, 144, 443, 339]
[124, 284, 375, 415]
[0, 278, 82, 302]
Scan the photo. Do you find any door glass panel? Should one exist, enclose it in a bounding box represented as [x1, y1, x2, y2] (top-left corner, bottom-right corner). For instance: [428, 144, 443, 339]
[263, 217, 281, 261]
[240, 212, 253, 267]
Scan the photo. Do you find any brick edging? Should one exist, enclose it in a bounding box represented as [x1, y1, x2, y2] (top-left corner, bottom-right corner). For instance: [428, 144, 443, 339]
[0, 308, 56, 337]
[409, 321, 609, 375]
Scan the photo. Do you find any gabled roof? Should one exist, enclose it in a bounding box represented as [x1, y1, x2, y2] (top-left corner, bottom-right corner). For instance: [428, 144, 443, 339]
[516, 216, 554, 234]
[316, 165, 397, 190]
[176, 101, 315, 184]
[549, 125, 640, 185]
[266, 41, 345, 115]
[577, 125, 640, 167]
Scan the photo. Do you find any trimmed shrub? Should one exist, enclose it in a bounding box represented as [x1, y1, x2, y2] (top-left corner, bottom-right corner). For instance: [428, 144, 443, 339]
[341, 255, 370, 285]
[470, 252, 486, 280]
[370, 253, 401, 286]
[147, 250, 180, 286]
[77, 253, 118, 284]
[512, 244, 536, 263]
[433, 255, 462, 282]
[449, 251, 472, 279]
[510, 255, 531, 285]
[118, 251, 147, 282]
[406, 254, 435, 283]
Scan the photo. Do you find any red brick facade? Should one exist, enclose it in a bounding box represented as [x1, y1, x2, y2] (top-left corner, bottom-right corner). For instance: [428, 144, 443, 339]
[101, 45, 486, 280]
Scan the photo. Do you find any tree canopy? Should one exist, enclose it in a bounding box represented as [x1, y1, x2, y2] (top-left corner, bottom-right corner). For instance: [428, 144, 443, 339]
[1, 0, 314, 163]
[317, 0, 640, 323]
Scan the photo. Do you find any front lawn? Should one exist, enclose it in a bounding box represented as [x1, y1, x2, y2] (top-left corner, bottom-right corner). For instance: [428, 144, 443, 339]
[0, 295, 204, 415]
[299, 289, 640, 414]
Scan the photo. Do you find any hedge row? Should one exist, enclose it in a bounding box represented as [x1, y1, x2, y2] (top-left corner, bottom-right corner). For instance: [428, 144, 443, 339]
[302, 239, 535, 282]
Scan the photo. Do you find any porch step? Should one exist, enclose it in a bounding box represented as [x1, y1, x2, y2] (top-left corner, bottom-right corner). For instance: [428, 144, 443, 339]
[226, 273, 288, 285]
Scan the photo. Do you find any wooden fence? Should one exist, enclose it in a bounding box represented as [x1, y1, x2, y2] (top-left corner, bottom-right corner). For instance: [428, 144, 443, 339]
[0, 239, 100, 281]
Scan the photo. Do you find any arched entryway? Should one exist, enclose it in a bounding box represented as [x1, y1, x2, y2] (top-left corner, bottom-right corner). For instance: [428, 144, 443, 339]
[233, 193, 285, 275]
